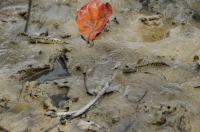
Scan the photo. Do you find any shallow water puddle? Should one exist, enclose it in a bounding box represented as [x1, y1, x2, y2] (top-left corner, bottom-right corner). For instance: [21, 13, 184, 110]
[25, 62, 68, 83]
[50, 94, 68, 108]
[24, 53, 68, 83]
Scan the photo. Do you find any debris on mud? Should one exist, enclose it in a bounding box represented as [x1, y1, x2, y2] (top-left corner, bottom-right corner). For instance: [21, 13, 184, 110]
[84, 64, 120, 95]
[1, 0, 200, 132]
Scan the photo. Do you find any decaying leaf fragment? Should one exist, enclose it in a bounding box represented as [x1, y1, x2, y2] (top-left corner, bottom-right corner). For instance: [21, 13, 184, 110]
[76, 0, 113, 40]
[84, 64, 121, 95]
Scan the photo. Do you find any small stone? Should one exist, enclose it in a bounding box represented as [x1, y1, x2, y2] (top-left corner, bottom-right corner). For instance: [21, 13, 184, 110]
[71, 97, 78, 102]
[53, 23, 59, 29]
[161, 105, 176, 114]
[18, 11, 27, 19]
[111, 117, 120, 124]
[1, 94, 10, 102]
[177, 114, 191, 131]
[151, 111, 166, 125]
[88, 124, 99, 132]
[60, 34, 71, 39]
[193, 55, 199, 62]
[44, 111, 54, 116]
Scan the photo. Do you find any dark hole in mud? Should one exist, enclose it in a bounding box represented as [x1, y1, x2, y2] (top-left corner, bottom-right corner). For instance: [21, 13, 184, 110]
[50, 94, 68, 108]
[24, 66, 68, 84]
[76, 66, 82, 72]
[0, 126, 9, 132]
[24, 53, 69, 83]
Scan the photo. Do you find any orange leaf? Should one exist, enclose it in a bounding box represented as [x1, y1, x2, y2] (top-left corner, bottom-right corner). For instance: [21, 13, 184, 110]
[76, 0, 113, 40]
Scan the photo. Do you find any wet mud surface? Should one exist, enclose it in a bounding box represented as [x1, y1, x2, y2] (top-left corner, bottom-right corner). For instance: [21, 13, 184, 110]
[1, 0, 200, 131]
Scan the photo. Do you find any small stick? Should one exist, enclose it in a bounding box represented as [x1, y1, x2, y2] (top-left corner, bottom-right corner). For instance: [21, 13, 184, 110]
[44, 121, 61, 132]
[73, 77, 113, 118]
[44, 69, 118, 132]
[24, 0, 32, 32]
[56, 73, 115, 118]
[111, 61, 121, 70]
[119, 120, 135, 132]
[56, 111, 77, 116]
[137, 90, 147, 102]
[58, 70, 117, 118]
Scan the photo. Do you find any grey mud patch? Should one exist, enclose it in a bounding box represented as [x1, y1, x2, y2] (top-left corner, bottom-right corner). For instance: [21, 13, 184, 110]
[1, 0, 200, 132]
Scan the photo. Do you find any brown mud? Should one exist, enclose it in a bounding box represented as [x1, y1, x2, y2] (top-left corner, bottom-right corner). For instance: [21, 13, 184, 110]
[1, 0, 200, 132]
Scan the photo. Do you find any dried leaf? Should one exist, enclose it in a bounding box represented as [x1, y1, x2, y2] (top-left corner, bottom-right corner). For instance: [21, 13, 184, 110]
[76, 0, 113, 40]
[84, 63, 121, 95]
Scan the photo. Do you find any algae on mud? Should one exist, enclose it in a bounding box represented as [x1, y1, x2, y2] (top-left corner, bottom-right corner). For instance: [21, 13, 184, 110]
[1, 0, 200, 132]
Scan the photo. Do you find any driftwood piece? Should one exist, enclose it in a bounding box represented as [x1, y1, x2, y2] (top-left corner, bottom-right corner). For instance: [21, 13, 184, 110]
[44, 69, 118, 132]
[57, 70, 116, 118]
[57, 78, 113, 118]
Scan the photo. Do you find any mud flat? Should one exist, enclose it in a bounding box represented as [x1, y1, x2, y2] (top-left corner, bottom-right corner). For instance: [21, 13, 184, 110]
[1, 0, 200, 131]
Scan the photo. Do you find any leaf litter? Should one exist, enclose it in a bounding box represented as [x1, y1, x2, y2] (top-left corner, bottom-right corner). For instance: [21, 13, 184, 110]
[76, 0, 113, 41]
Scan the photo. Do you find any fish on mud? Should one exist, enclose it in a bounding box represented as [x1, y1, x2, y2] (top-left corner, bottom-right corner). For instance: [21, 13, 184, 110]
[29, 36, 68, 44]
[123, 61, 169, 73]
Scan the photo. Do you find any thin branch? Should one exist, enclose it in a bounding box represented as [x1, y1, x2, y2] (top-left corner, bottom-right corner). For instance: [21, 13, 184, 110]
[57, 70, 117, 118]
[44, 69, 118, 132]
[44, 121, 61, 132]
[56, 111, 77, 116]
[56, 75, 114, 118]
[24, 0, 32, 32]
[44, 76, 115, 132]
[137, 90, 147, 102]
[119, 120, 135, 132]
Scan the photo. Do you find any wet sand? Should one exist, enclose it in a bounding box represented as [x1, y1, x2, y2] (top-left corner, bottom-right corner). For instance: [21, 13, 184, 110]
[1, 0, 200, 131]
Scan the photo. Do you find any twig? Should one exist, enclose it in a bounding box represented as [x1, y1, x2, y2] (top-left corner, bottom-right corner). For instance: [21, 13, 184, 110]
[57, 73, 115, 118]
[57, 69, 117, 118]
[24, 0, 32, 32]
[56, 111, 77, 116]
[119, 120, 135, 132]
[44, 121, 61, 132]
[44, 70, 118, 132]
[137, 90, 147, 102]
